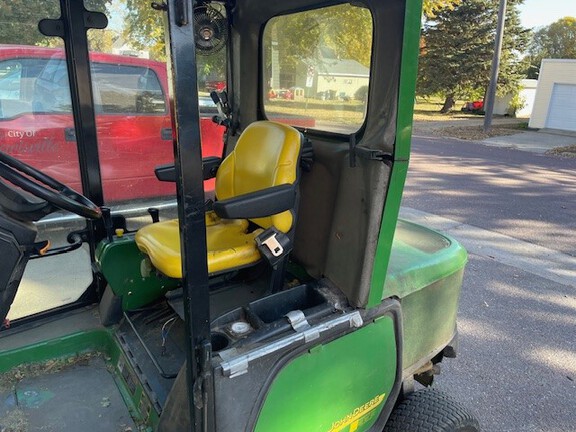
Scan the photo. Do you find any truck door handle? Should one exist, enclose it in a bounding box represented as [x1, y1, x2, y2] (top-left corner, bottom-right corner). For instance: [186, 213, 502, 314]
[64, 127, 76, 142]
[161, 128, 173, 141]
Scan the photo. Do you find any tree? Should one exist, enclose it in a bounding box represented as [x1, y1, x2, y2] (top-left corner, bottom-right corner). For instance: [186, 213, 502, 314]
[124, 0, 166, 61]
[418, 0, 529, 113]
[423, 0, 461, 19]
[122, 0, 462, 67]
[0, 1, 109, 46]
[524, 17, 576, 79]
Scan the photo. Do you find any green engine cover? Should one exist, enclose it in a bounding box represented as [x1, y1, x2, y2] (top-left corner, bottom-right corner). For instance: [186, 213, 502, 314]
[254, 316, 397, 432]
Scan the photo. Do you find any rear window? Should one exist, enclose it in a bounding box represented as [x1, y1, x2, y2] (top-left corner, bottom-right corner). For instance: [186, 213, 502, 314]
[91, 63, 166, 114]
[262, 3, 373, 134]
[0, 56, 166, 119]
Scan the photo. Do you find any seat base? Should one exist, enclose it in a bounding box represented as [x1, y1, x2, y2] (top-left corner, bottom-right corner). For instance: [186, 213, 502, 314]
[135, 213, 263, 279]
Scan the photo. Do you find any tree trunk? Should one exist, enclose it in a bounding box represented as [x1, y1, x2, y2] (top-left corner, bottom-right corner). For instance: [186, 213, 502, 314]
[440, 94, 455, 113]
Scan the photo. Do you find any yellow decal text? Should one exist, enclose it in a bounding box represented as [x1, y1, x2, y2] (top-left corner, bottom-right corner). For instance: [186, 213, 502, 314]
[328, 393, 386, 432]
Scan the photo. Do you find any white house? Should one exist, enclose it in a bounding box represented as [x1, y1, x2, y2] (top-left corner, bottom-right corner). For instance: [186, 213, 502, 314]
[494, 79, 537, 117]
[112, 36, 150, 59]
[529, 59, 576, 131]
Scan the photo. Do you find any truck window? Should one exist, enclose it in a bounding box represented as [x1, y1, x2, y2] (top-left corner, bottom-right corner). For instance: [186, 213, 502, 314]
[91, 63, 166, 114]
[262, 3, 373, 134]
[0, 58, 51, 118]
[34, 59, 167, 115]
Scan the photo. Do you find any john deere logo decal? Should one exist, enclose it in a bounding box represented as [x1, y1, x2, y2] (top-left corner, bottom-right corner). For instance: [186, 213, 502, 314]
[328, 393, 386, 432]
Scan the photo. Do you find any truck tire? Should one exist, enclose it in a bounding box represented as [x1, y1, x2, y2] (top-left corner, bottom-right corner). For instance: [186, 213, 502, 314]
[383, 389, 480, 432]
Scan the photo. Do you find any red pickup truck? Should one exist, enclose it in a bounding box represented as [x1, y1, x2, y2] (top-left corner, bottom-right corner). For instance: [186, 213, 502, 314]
[0, 45, 225, 202]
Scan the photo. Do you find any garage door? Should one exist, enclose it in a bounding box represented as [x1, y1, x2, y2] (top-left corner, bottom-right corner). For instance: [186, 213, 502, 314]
[546, 83, 576, 131]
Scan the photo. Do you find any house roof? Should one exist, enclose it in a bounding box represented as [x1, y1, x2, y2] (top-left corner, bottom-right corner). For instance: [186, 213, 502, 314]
[317, 58, 369, 77]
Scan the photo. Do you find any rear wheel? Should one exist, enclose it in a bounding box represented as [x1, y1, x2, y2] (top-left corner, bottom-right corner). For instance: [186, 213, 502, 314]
[383, 389, 480, 432]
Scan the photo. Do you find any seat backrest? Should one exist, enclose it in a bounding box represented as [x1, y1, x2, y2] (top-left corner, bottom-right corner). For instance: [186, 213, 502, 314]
[215, 121, 302, 233]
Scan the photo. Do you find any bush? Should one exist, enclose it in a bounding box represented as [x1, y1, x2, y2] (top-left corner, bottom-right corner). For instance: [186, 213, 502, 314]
[354, 85, 369, 101]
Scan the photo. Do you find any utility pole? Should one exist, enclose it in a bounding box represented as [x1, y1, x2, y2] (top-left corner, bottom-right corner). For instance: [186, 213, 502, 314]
[483, 0, 507, 132]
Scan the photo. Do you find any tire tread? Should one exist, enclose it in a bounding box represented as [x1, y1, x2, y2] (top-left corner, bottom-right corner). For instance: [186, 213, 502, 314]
[383, 389, 480, 432]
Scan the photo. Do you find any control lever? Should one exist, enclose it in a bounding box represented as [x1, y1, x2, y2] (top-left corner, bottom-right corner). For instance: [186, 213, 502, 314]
[148, 207, 160, 223]
[219, 91, 230, 114]
[210, 90, 231, 127]
[101, 206, 113, 242]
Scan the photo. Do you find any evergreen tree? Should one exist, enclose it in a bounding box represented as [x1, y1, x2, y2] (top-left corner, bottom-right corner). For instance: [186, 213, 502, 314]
[423, 0, 461, 19]
[418, 0, 529, 113]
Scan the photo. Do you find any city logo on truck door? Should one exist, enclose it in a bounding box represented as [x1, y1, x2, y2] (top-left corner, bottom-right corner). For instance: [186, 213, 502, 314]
[328, 393, 386, 432]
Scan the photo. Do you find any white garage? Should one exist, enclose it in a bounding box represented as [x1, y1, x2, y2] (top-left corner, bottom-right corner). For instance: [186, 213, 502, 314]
[529, 59, 576, 132]
[546, 83, 576, 130]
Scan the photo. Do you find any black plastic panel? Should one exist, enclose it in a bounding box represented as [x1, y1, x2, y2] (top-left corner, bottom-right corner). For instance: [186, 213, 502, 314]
[0, 213, 37, 322]
[212, 184, 296, 219]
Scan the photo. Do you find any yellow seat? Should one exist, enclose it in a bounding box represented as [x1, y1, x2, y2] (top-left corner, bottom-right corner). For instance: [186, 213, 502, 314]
[135, 121, 302, 278]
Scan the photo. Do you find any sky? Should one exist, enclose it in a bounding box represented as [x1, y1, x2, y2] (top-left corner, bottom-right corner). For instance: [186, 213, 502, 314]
[519, 0, 575, 29]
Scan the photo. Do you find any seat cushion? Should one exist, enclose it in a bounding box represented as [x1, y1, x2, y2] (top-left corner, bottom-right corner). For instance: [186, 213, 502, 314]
[135, 216, 263, 278]
[215, 121, 301, 233]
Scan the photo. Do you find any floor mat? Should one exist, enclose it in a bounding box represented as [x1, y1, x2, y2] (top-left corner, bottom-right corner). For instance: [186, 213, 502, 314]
[1, 357, 136, 432]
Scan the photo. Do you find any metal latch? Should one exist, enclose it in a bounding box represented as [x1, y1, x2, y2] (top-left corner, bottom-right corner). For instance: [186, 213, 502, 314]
[354, 146, 393, 164]
[255, 227, 292, 265]
[261, 233, 284, 257]
[285, 310, 310, 332]
[220, 311, 364, 378]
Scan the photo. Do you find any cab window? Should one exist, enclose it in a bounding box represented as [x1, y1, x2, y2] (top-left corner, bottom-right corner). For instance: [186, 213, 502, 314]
[262, 3, 373, 134]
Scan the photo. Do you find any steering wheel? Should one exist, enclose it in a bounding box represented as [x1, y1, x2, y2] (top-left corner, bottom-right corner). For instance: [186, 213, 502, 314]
[0, 151, 101, 220]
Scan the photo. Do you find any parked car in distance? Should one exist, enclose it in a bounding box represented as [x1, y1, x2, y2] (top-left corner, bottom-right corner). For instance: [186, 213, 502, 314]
[461, 100, 484, 114]
[268, 88, 294, 100]
[205, 79, 226, 92]
[0, 45, 225, 203]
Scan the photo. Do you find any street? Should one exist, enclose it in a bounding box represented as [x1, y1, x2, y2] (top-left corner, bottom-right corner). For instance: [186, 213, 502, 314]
[402, 136, 576, 432]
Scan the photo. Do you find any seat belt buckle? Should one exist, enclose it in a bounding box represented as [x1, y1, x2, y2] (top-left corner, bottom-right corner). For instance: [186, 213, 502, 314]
[256, 227, 292, 266]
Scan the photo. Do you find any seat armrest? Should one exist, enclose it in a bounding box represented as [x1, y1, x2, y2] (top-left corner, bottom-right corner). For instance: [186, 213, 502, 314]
[213, 184, 296, 219]
[155, 157, 222, 182]
[202, 156, 222, 179]
[155, 163, 176, 182]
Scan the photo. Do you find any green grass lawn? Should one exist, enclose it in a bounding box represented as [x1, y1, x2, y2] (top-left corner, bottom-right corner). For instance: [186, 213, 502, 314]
[262, 95, 481, 125]
[264, 98, 365, 125]
[413, 96, 479, 121]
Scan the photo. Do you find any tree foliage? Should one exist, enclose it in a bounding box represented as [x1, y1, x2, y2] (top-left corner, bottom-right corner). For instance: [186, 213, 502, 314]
[0, 1, 109, 46]
[266, 4, 372, 70]
[418, 0, 529, 112]
[422, 0, 461, 19]
[122, 0, 462, 68]
[524, 17, 576, 78]
[123, 1, 228, 82]
[124, 0, 166, 61]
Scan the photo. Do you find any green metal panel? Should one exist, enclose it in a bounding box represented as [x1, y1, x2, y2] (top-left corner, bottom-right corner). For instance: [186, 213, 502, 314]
[96, 235, 179, 310]
[368, 0, 423, 307]
[0, 330, 114, 373]
[401, 271, 464, 369]
[384, 220, 468, 299]
[379, 220, 467, 369]
[254, 316, 397, 432]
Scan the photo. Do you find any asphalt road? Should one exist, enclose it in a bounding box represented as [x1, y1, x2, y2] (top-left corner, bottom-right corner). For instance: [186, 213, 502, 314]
[402, 136, 576, 432]
[404, 136, 576, 257]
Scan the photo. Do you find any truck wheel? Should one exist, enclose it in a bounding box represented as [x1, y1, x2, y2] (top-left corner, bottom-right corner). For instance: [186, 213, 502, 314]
[383, 389, 480, 432]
